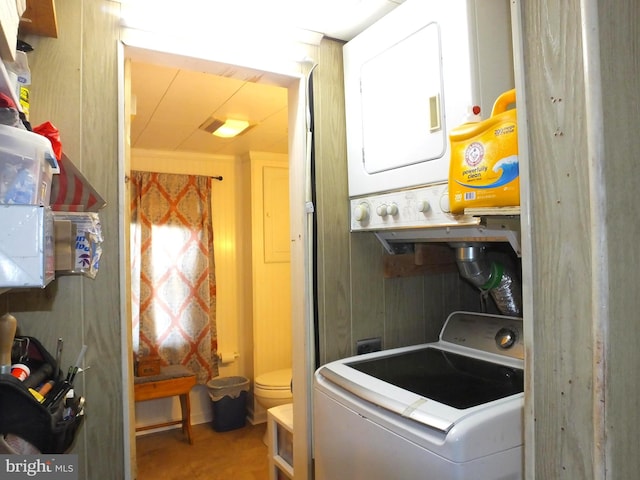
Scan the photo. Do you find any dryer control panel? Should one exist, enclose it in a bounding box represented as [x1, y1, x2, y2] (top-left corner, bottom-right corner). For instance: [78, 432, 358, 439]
[349, 183, 479, 231]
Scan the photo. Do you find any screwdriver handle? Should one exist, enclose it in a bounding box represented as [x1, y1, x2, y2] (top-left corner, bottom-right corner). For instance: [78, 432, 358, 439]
[0, 314, 17, 375]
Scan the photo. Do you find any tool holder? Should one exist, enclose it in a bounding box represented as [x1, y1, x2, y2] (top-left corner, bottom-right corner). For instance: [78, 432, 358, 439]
[0, 336, 84, 453]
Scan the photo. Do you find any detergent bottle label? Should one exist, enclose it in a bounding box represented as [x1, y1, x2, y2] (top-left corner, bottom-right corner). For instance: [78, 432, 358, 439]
[448, 89, 519, 214]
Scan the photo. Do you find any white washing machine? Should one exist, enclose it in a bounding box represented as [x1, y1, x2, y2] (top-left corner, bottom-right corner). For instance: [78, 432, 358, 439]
[313, 311, 524, 480]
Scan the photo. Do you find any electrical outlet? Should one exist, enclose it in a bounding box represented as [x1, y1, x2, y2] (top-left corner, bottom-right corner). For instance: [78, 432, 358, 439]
[356, 337, 382, 355]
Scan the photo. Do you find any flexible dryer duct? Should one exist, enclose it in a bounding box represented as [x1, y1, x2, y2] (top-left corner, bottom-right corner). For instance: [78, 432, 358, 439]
[451, 243, 522, 316]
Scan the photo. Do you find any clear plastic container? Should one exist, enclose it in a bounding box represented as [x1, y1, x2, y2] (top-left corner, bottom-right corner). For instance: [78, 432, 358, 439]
[0, 205, 55, 288]
[0, 124, 58, 206]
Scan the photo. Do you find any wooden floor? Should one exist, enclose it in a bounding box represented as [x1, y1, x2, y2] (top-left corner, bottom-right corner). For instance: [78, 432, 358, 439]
[136, 422, 269, 480]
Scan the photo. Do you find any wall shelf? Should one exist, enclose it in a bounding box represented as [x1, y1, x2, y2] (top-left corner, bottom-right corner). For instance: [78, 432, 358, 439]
[19, 0, 58, 38]
[375, 214, 522, 258]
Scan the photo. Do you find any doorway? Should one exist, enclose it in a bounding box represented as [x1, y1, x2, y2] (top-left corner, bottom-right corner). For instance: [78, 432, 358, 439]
[118, 34, 315, 480]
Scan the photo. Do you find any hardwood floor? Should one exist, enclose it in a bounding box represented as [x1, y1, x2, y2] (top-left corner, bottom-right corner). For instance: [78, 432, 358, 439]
[136, 422, 269, 480]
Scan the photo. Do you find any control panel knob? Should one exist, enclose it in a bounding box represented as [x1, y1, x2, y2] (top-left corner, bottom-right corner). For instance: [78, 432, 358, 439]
[417, 200, 431, 213]
[495, 328, 517, 349]
[376, 204, 388, 217]
[387, 203, 398, 216]
[439, 193, 451, 213]
[353, 203, 369, 222]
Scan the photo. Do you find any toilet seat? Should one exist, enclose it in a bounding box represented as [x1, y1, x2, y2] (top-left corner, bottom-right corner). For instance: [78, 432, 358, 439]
[254, 368, 292, 399]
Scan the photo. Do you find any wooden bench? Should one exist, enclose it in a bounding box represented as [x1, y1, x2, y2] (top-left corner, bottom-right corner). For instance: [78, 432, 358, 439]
[134, 365, 196, 444]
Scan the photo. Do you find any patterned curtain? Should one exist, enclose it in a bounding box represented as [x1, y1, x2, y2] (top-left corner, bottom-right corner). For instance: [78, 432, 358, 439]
[130, 171, 218, 383]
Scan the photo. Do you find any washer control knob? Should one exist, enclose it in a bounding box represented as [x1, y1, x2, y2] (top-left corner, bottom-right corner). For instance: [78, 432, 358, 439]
[387, 203, 398, 216]
[376, 204, 388, 217]
[417, 200, 431, 213]
[495, 328, 517, 349]
[440, 193, 451, 213]
[354, 203, 369, 222]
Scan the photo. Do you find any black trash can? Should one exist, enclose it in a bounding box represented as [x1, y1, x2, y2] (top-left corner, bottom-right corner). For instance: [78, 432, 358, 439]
[206, 376, 250, 432]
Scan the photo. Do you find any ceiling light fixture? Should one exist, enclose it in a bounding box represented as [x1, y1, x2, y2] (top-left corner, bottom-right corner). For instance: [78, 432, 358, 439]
[212, 119, 250, 138]
[199, 117, 251, 138]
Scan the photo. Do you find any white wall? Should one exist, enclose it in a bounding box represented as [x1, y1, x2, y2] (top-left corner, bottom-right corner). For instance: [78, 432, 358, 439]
[244, 151, 291, 423]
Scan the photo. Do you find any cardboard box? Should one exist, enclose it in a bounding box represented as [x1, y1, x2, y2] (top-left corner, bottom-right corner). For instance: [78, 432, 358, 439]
[136, 356, 161, 377]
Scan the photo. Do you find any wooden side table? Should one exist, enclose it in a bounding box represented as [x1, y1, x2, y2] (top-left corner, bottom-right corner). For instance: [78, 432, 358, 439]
[134, 365, 196, 444]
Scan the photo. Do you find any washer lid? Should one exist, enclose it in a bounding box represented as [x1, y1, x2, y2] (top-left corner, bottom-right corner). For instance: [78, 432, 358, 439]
[317, 341, 523, 434]
[255, 368, 291, 389]
[347, 347, 523, 409]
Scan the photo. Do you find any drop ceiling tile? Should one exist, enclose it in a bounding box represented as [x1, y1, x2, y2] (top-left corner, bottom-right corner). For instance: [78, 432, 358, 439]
[130, 61, 179, 145]
[179, 129, 232, 155]
[150, 70, 245, 129]
[134, 121, 195, 151]
[210, 81, 288, 123]
[129, 0, 403, 156]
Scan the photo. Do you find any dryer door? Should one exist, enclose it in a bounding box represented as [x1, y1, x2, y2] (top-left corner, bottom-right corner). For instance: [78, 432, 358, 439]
[360, 21, 445, 175]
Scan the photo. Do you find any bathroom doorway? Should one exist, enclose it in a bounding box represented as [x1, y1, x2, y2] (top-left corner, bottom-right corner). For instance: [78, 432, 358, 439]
[118, 33, 316, 480]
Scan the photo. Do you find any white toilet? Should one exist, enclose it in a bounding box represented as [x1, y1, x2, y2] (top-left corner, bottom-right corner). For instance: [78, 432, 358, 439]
[254, 368, 293, 410]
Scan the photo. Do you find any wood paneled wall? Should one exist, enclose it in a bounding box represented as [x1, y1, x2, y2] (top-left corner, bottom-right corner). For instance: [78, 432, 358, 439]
[3, 1, 123, 478]
[518, 0, 640, 477]
[312, 38, 483, 366]
[596, 2, 640, 476]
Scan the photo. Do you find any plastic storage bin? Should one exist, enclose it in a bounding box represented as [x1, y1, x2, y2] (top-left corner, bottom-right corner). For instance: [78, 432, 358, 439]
[206, 376, 250, 432]
[0, 124, 58, 206]
[0, 205, 54, 288]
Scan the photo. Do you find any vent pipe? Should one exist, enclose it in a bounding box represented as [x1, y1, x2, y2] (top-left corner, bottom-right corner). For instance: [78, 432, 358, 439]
[451, 243, 522, 316]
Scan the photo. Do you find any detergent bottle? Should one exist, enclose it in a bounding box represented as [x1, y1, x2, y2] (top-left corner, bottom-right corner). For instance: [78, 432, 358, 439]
[448, 89, 518, 214]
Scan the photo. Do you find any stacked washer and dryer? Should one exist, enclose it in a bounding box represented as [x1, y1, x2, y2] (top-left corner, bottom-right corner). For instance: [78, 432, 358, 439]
[313, 0, 524, 479]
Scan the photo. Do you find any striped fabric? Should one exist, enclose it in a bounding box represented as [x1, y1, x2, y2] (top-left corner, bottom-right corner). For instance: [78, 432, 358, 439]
[50, 154, 106, 211]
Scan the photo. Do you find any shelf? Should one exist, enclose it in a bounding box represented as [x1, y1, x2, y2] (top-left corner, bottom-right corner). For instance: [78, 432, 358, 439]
[464, 206, 521, 216]
[375, 215, 522, 257]
[19, 0, 57, 38]
[0, 0, 26, 62]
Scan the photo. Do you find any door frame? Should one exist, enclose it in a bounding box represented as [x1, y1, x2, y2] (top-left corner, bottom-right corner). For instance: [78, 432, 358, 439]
[117, 28, 318, 480]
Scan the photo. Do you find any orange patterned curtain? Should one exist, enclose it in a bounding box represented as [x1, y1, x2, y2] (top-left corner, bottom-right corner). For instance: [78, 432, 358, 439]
[130, 171, 218, 383]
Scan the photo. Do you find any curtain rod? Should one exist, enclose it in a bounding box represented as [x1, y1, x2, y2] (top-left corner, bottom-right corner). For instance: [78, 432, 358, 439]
[125, 174, 224, 183]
